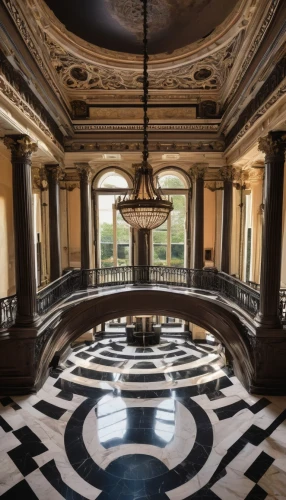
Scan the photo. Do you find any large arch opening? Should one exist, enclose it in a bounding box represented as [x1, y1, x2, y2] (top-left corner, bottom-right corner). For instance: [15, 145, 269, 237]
[36, 288, 254, 391]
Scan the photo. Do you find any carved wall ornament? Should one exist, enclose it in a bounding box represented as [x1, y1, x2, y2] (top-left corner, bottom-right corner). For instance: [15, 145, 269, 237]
[64, 140, 225, 153]
[258, 133, 286, 160]
[75, 163, 93, 182]
[45, 164, 64, 182]
[219, 165, 235, 181]
[73, 123, 220, 133]
[32, 166, 48, 190]
[190, 163, 208, 180]
[45, 34, 241, 91]
[4, 135, 38, 161]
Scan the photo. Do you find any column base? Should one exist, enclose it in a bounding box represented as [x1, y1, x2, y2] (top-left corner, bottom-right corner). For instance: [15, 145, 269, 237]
[254, 312, 282, 329]
[15, 314, 40, 328]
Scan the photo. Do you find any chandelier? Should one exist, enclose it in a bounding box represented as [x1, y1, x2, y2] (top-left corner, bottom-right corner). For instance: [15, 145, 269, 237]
[116, 0, 173, 231]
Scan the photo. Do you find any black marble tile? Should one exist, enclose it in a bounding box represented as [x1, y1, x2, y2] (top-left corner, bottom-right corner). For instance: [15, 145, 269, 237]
[119, 373, 166, 383]
[105, 454, 169, 480]
[65, 359, 75, 367]
[167, 364, 215, 381]
[40, 459, 89, 499]
[90, 356, 127, 367]
[33, 399, 67, 419]
[164, 350, 189, 358]
[96, 350, 174, 360]
[9, 426, 48, 476]
[11, 403, 21, 410]
[135, 347, 153, 353]
[56, 390, 73, 401]
[1, 480, 38, 499]
[49, 367, 64, 379]
[169, 354, 198, 366]
[214, 397, 271, 420]
[132, 361, 157, 369]
[0, 396, 14, 406]
[245, 484, 268, 500]
[71, 366, 118, 381]
[244, 451, 275, 483]
[206, 390, 226, 401]
[158, 343, 178, 351]
[186, 486, 221, 498]
[0, 414, 12, 432]
[75, 351, 92, 360]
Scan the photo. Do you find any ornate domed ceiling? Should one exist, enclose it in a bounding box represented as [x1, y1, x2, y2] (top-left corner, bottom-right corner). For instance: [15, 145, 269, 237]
[44, 0, 240, 55]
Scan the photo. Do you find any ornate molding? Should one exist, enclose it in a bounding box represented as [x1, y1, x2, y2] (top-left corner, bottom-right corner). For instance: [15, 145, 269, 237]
[65, 140, 225, 153]
[190, 163, 208, 180]
[45, 164, 63, 182]
[75, 163, 93, 183]
[258, 132, 286, 160]
[31, 165, 48, 190]
[225, 0, 280, 106]
[219, 165, 234, 181]
[4, 134, 38, 161]
[0, 49, 64, 150]
[225, 55, 286, 149]
[73, 123, 220, 133]
[46, 33, 241, 91]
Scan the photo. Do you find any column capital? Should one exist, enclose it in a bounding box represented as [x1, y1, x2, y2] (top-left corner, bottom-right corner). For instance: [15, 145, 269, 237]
[75, 163, 93, 182]
[4, 134, 38, 162]
[45, 164, 63, 182]
[190, 163, 208, 180]
[258, 132, 286, 161]
[219, 165, 234, 181]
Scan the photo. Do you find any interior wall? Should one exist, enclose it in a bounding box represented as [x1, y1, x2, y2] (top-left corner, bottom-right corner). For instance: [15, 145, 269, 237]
[281, 163, 286, 287]
[204, 188, 215, 263]
[0, 146, 15, 297]
[68, 188, 81, 267]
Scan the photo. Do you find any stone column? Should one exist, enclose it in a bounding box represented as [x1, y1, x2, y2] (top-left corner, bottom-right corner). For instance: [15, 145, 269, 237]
[255, 132, 286, 328]
[248, 167, 264, 284]
[137, 229, 150, 266]
[4, 135, 39, 325]
[76, 163, 93, 270]
[45, 164, 62, 281]
[220, 166, 234, 274]
[190, 164, 208, 269]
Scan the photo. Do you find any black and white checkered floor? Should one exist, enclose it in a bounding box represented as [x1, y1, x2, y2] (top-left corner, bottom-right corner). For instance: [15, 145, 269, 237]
[1, 333, 286, 499]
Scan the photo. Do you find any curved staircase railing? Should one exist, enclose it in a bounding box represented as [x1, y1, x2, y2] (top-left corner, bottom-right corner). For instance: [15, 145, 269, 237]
[1, 266, 285, 329]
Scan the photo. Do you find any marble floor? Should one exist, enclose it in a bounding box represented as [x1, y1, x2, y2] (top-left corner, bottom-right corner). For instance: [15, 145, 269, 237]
[1, 333, 286, 499]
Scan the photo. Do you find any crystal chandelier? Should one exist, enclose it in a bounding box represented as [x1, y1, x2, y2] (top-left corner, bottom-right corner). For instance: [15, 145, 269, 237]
[116, 0, 173, 231]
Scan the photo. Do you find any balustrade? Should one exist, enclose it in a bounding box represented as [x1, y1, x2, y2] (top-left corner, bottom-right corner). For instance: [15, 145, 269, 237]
[1, 266, 285, 329]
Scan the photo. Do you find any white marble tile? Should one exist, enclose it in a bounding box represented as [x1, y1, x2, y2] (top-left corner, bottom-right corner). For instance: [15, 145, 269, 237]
[211, 468, 254, 499]
[26, 469, 64, 500]
[0, 454, 23, 495]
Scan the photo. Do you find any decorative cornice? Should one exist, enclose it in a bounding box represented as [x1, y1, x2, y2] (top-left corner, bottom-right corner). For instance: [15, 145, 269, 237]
[4, 135, 38, 161]
[225, 55, 286, 149]
[225, 0, 280, 106]
[75, 163, 93, 183]
[258, 132, 286, 161]
[0, 49, 64, 150]
[190, 163, 208, 180]
[65, 140, 225, 153]
[73, 123, 220, 133]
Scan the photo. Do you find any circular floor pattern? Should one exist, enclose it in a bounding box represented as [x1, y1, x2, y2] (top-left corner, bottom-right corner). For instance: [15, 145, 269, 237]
[1, 333, 285, 499]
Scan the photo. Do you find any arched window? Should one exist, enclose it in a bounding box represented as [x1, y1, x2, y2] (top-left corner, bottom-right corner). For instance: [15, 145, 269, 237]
[94, 170, 132, 268]
[152, 171, 189, 268]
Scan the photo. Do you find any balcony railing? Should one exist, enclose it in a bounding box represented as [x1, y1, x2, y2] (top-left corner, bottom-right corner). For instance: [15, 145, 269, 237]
[1, 267, 285, 329]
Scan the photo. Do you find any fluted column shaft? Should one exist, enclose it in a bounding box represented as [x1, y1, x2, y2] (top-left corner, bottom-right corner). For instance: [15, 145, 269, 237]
[76, 163, 93, 269]
[191, 164, 208, 269]
[220, 166, 233, 274]
[4, 135, 38, 325]
[256, 132, 286, 327]
[45, 164, 62, 281]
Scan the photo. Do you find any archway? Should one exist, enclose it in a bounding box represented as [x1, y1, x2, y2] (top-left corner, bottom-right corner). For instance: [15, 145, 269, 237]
[36, 288, 254, 390]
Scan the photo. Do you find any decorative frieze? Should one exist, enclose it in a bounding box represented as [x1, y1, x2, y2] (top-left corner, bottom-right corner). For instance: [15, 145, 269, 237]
[65, 140, 225, 153]
[73, 123, 220, 133]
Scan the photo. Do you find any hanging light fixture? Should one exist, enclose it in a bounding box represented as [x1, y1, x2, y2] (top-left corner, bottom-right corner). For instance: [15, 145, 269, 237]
[116, 0, 173, 231]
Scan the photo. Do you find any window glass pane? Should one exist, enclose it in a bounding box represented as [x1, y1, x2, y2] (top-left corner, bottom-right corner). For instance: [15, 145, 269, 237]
[171, 244, 184, 267]
[153, 220, 167, 244]
[170, 195, 185, 267]
[99, 195, 114, 267]
[99, 173, 128, 189]
[116, 211, 130, 266]
[153, 245, 167, 266]
[158, 174, 185, 189]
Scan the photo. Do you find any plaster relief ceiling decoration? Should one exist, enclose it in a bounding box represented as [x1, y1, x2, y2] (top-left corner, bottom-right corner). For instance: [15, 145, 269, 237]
[44, 0, 240, 55]
[46, 33, 242, 92]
